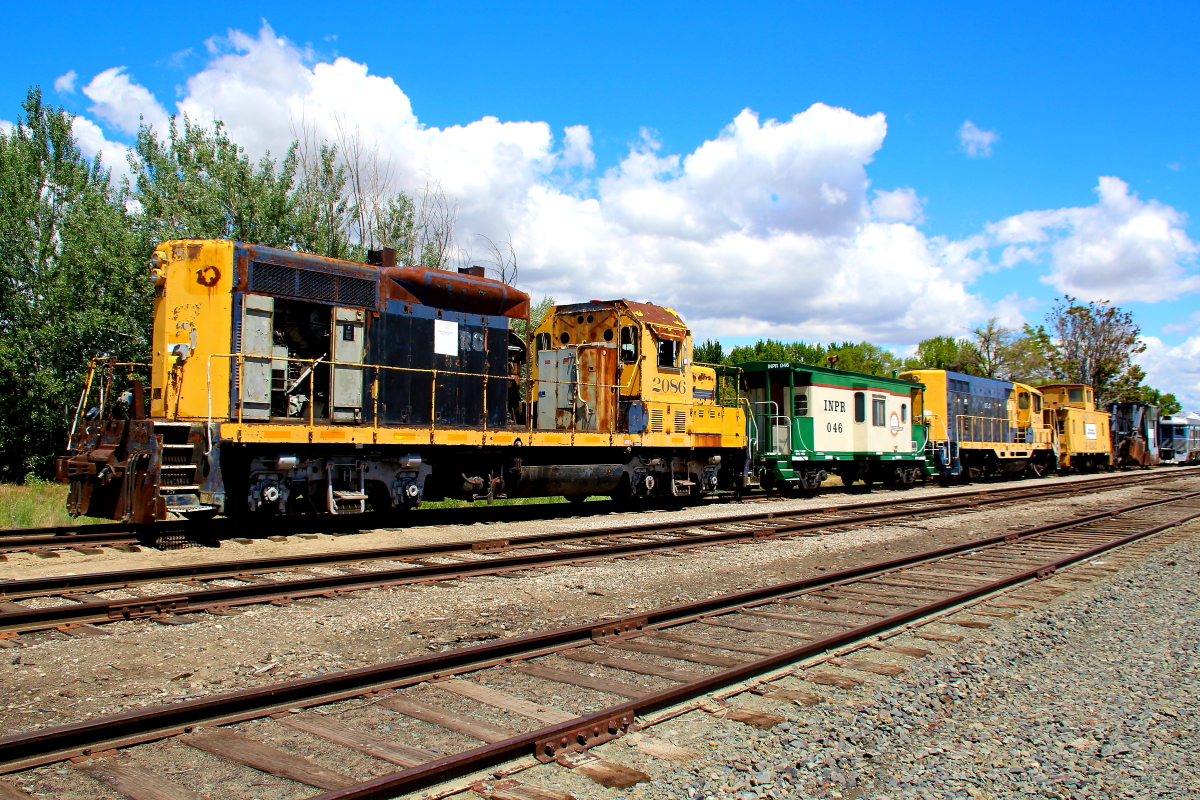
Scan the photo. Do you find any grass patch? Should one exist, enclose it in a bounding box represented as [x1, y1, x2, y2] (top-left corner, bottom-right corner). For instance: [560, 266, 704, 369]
[415, 495, 605, 511]
[0, 479, 107, 529]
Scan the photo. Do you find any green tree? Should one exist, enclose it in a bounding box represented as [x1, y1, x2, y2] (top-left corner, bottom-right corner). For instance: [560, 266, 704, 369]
[0, 88, 147, 479]
[129, 116, 305, 252]
[725, 339, 901, 376]
[693, 339, 726, 365]
[511, 295, 556, 342]
[1042, 296, 1144, 404]
[826, 341, 902, 376]
[997, 324, 1055, 385]
[904, 335, 980, 374]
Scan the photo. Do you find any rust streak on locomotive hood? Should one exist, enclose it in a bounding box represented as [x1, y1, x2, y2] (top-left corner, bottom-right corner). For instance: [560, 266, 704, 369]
[384, 266, 530, 319]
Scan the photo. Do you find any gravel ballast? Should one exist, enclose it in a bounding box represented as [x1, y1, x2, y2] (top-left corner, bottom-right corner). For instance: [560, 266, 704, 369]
[538, 528, 1200, 800]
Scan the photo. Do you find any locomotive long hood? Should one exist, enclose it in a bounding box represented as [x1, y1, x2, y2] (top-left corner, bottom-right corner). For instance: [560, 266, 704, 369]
[384, 266, 530, 319]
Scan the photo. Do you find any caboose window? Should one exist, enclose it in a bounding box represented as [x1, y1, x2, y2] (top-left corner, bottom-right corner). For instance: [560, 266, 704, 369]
[619, 326, 638, 363]
[1086, 389, 1093, 404]
[901, 403, 907, 423]
[854, 392, 865, 423]
[794, 393, 808, 417]
[1068, 388, 1084, 403]
[872, 397, 886, 426]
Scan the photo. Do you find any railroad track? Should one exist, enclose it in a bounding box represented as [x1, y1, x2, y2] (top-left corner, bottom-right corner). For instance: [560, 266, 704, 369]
[5, 468, 1193, 554]
[1, 469, 1196, 639]
[1, 485, 1197, 799]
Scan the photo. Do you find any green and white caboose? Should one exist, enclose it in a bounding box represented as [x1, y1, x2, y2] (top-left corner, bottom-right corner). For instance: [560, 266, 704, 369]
[734, 361, 929, 491]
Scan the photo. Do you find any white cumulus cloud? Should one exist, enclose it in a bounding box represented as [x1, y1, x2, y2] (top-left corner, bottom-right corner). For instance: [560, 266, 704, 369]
[1138, 335, 1200, 410]
[959, 120, 998, 158]
[872, 187, 924, 223]
[71, 117, 133, 184]
[54, 70, 77, 93]
[988, 176, 1200, 302]
[82, 67, 170, 134]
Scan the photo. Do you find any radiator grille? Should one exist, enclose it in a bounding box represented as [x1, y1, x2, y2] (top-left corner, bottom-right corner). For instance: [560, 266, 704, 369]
[650, 409, 664, 433]
[249, 262, 377, 308]
[674, 410, 688, 433]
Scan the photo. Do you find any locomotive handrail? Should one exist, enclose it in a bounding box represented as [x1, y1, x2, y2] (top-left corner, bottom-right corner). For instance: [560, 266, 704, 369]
[69, 358, 153, 442]
[953, 412, 1013, 445]
[202, 351, 736, 437]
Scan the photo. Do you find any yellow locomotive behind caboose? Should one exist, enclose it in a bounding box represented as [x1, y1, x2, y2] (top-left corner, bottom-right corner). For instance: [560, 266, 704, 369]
[1038, 384, 1113, 471]
[899, 369, 1056, 478]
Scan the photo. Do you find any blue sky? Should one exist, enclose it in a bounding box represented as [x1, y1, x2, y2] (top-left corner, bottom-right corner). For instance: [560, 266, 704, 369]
[2, 2, 1198, 401]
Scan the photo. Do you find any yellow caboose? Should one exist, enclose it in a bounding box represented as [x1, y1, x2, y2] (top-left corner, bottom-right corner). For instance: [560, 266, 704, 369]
[1039, 384, 1113, 471]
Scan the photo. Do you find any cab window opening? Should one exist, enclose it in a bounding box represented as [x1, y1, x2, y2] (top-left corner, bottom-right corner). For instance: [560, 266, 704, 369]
[619, 326, 638, 363]
[854, 391, 865, 423]
[1019, 392, 1030, 410]
[535, 332, 552, 352]
[1033, 395, 1042, 413]
[1068, 387, 1084, 403]
[657, 338, 680, 370]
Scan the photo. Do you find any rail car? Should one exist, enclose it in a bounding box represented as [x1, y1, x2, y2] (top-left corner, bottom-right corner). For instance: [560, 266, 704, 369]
[736, 360, 927, 490]
[58, 240, 746, 524]
[1107, 401, 1160, 467]
[1038, 384, 1113, 471]
[1158, 413, 1200, 464]
[899, 369, 1056, 478]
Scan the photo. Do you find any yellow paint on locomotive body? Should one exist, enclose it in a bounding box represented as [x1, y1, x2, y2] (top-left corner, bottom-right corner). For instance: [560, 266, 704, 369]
[150, 240, 235, 421]
[1010, 382, 1055, 454]
[531, 300, 744, 448]
[899, 369, 949, 442]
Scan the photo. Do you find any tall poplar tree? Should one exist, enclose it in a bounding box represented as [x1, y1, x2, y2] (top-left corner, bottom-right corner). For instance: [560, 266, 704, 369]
[0, 89, 147, 479]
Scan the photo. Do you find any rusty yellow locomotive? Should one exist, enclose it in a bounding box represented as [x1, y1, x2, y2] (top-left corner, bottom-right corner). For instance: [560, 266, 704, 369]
[58, 240, 746, 523]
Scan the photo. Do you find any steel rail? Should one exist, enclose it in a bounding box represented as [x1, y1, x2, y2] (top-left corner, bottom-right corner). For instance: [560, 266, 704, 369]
[314, 500, 1200, 800]
[5, 466, 1197, 552]
[1, 489, 1197, 775]
[4, 467, 1190, 595]
[0, 472, 1191, 635]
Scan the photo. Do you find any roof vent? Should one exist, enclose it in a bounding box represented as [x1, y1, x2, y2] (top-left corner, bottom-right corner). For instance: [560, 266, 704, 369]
[458, 265, 486, 277]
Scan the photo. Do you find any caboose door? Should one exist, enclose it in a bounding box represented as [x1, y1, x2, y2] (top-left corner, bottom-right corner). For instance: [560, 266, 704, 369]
[331, 307, 365, 422]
